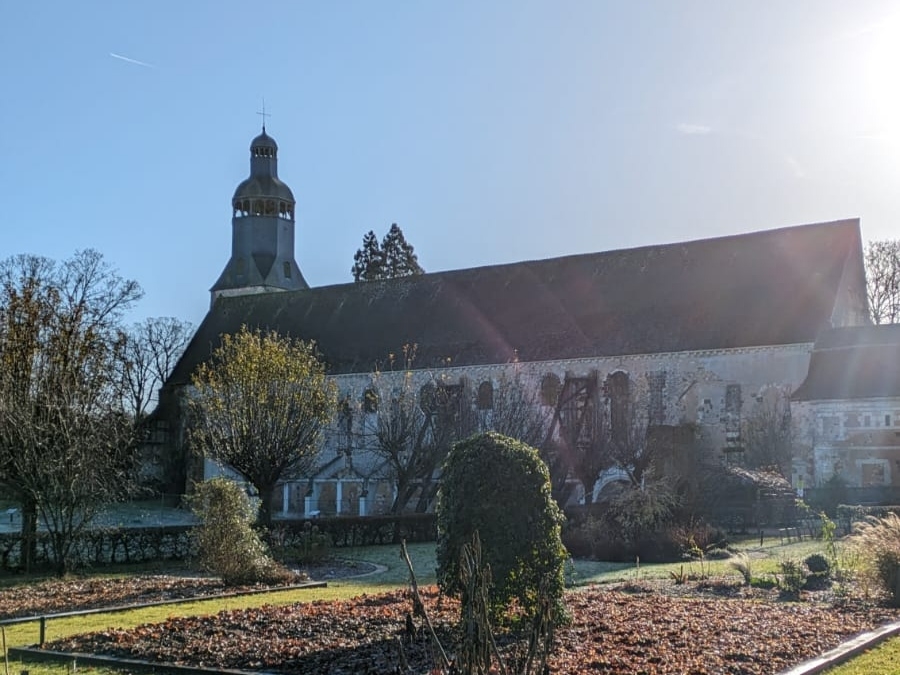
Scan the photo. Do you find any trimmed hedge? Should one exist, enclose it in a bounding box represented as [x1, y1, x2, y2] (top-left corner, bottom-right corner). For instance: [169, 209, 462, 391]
[836, 504, 900, 534]
[0, 525, 195, 573]
[273, 513, 437, 548]
[0, 514, 437, 573]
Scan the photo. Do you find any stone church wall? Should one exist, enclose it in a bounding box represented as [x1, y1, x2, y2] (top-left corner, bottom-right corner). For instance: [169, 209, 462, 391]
[324, 343, 813, 489]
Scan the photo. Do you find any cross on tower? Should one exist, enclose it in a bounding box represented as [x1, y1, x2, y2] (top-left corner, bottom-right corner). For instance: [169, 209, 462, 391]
[256, 100, 271, 132]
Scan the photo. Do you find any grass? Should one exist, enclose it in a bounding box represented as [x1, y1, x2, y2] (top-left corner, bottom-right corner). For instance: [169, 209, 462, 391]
[0, 535, 858, 675]
[826, 636, 900, 674]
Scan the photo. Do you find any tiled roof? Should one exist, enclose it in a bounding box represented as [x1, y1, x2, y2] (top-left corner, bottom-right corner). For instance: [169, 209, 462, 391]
[792, 324, 900, 401]
[168, 219, 864, 385]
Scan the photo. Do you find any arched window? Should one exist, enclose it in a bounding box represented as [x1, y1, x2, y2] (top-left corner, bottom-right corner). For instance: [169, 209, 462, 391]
[419, 383, 436, 414]
[477, 381, 494, 410]
[607, 371, 630, 444]
[540, 373, 561, 407]
[363, 388, 378, 413]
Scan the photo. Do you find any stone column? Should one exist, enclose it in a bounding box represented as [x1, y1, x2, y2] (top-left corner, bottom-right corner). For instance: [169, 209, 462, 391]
[336, 480, 343, 515]
[304, 482, 319, 517]
[282, 483, 291, 516]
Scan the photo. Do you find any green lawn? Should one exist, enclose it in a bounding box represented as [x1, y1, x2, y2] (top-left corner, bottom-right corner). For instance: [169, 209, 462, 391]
[826, 636, 900, 674]
[0, 536, 857, 675]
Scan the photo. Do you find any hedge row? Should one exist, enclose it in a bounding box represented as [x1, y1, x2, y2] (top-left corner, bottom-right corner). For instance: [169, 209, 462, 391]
[835, 504, 900, 534]
[0, 514, 437, 573]
[271, 513, 437, 549]
[0, 525, 195, 573]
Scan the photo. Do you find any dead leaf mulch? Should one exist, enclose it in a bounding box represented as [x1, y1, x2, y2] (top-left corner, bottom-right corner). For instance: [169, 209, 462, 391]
[0, 559, 374, 620]
[0, 575, 285, 620]
[41, 584, 900, 674]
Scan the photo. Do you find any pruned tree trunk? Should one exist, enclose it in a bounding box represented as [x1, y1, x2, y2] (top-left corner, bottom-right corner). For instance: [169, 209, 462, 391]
[20, 496, 37, 574]
[257, 483, 276, 528]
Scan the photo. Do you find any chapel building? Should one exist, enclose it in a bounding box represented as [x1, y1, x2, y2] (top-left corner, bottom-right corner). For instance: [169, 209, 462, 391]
[157, 128, 900, 516]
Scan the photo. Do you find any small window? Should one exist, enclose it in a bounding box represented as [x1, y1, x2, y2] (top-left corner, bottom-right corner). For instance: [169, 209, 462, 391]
[363, 388, 378, 413]
[540, 373, 560, 407]
[477, 381, 494, 410]
[284, 262, 292, 279]
[886, 414, 892, 427]
[419, 384, 436, 413]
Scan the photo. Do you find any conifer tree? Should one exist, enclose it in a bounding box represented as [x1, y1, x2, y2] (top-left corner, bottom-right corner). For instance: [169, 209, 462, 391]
[351, 224, 423, 282]
[351, 230, 384, 282]
[381, 223, 424, 279]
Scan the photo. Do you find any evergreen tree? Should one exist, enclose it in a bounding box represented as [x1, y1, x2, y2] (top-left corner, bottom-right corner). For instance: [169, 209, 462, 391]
[381, 223, 424, 279]
[351, 230, 384, 282]
[351, 224, 423, 282]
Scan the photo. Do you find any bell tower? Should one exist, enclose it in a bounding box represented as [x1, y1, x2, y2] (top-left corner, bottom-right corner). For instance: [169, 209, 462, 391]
[210, 127, 308, 306]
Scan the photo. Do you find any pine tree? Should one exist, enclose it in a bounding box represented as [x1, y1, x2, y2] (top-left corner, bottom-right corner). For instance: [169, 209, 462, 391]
[351, 230, 385, 282]
[381, 223, 424, 279]
[352, 224, 424, 282]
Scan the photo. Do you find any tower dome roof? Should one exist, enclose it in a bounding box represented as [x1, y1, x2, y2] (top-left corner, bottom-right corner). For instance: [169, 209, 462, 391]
[232, 127, 295, 203]
[232, 175, 295, 202]
[251, 130, 278, 151]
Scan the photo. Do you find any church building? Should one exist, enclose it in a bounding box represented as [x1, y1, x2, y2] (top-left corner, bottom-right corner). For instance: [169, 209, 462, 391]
[158, 127, 900, 516]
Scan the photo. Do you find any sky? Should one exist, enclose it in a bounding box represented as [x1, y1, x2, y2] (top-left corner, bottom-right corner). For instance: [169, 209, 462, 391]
[2, 1, 900, 327]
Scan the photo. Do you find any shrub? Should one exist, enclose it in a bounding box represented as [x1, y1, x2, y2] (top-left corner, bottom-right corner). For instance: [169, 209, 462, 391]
[803, 552, 832, 591]
[604, 479, 679, 546]
[436, 432, 567, 618]
[849, 512, 900, 605]
[190, 478, 296, 586]
[804, 552, 831, 576]
[778, 559, 808, 598]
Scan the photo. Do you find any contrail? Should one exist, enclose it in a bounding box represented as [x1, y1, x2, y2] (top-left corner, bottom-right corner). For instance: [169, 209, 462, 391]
[109, 52, 155, 68]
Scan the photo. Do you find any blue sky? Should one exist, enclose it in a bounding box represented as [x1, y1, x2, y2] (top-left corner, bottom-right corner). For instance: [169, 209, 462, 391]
[2, 1, 900, 326]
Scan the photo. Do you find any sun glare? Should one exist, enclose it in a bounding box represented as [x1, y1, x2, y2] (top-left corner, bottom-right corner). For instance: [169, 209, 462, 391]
[860, 13, 900, 143]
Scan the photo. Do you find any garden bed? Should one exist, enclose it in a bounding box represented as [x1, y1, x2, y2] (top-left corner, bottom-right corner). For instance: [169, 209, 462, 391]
[22, 581, 900, 674]
[0, 558, 376, 621]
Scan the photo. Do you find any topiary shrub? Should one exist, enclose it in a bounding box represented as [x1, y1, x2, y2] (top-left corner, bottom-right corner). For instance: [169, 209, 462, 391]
[190, 478, 296, 586]
[803, 552, 832, 590]
[803, 552, 831, 576]
[436, 432, 567, 618]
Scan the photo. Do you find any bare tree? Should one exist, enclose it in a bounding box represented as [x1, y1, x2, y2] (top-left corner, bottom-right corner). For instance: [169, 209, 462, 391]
[188, 327, 338, 527]
[741, 386, 793, 475]
[544, 371, 670, 505]
[545, 372, 612, 506]
[474, 372, 550, 449]
[865, 239, 900, 324]
[356, 347, 475, 513]
[355, 349, 550, 514]
[122, 316, 193, 421]
[0, 250, 142, 574]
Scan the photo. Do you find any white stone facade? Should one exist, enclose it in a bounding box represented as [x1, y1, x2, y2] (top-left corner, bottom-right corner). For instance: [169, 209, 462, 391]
[267, 342, 814, 516]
